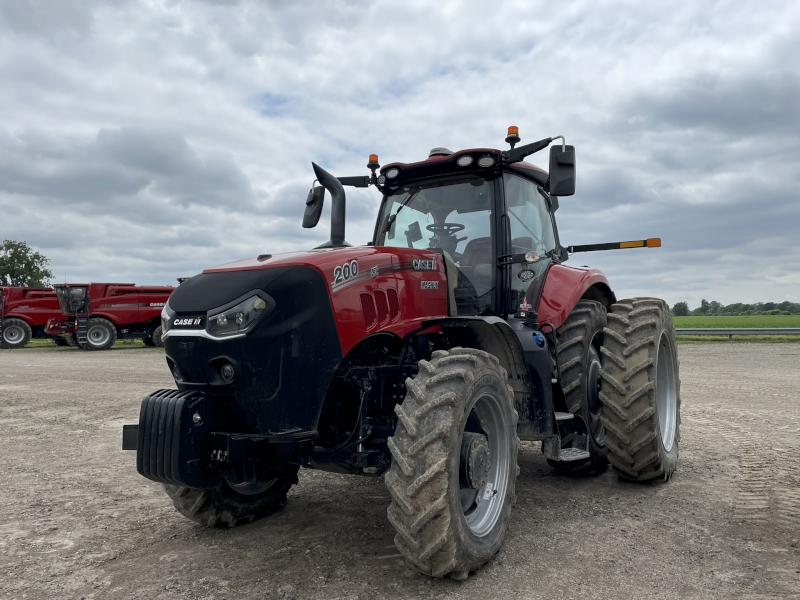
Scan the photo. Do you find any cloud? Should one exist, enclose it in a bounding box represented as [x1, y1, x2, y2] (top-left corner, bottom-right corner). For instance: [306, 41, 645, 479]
[0, 0, 798, 308]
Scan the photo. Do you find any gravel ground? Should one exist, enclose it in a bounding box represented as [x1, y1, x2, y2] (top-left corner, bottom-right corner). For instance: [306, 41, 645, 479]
[0, 343, 798, 599]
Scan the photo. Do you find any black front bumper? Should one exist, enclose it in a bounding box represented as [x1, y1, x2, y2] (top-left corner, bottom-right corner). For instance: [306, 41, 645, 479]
[123, 389, 316, 489]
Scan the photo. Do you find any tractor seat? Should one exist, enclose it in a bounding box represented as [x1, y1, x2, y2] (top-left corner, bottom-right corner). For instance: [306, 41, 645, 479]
[459, 237, 493, 296]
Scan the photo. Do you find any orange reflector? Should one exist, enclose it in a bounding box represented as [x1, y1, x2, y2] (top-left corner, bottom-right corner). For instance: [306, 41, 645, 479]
[508, 125, 519, 135]
[646, 238, 661, 247]
[620, 240, 645, 248]
[369, 154, 379, 163]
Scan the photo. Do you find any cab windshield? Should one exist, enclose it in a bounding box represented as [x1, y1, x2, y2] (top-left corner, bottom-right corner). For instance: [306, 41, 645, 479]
[375, 176, 495, 315]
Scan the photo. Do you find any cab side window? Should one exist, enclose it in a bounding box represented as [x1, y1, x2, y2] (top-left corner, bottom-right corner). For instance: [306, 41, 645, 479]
[503, 173, 557, 310]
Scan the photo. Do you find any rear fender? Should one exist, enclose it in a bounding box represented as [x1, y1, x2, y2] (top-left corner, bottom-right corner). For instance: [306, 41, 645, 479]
[416, 317, 551, 439]
[537, 264, 613, 329]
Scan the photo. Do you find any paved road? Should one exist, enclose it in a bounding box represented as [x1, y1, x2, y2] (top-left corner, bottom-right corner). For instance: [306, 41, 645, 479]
[0, 343, 798, 599]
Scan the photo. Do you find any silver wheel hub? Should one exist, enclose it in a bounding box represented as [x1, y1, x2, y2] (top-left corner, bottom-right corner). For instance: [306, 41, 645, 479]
[458, 392, 511, 538]
[587, 343, 605, 446]
[461, 432, 490, 490]
[88, 326, 110, 346]
[656, 332, 678, 452]
[4, 325, 23, 343]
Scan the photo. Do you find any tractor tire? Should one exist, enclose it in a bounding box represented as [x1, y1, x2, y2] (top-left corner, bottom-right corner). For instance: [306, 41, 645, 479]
[386, 348, 519, 580]
[152, 325, 164, 347]
[81, 318, 117, 351]
[142, 337, 155, 347]
[599, 298, 681, 481]
[548, 300, 608, 473]
[64, 334, 78, 348]
[164, 467, 299, 527]
[1, 318, 32, 349]
[52, 337, 70, 347]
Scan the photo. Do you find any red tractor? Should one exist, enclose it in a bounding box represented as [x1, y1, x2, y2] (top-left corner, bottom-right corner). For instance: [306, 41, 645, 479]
[0, 286, 70, 348]
[46, 283, 174, 350]
[123, 128, 680, 579]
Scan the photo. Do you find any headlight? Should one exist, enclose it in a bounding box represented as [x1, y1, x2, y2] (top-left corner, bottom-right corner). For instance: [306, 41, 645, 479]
[161, 302, 175, 335]
[206, 293, 273, 338]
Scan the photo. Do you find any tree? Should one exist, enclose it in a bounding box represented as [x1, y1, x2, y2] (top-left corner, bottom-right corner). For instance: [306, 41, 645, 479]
[672, 302, 689, 316]
[695, 299, 710, 315]
[0, 240, 54, 287]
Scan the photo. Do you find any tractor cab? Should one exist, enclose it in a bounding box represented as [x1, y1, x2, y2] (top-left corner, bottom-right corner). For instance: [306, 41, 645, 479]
[54, 285, 89, 316]
[373, 158, 562, 318]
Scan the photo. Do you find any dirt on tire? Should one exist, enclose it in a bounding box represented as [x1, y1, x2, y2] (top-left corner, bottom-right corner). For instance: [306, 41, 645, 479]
[164, 469, 299, 528]
[385, 347, 519, 579]
[600, 297, 680, 481]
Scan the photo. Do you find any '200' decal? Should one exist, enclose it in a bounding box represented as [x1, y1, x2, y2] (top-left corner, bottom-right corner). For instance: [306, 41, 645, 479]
[333, 260, 359, 285]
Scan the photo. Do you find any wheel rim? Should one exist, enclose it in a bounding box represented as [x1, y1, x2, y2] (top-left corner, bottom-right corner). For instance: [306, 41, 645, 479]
[88, 325, 111, 347]
[656, 332, 678, 452]
[586, 343, 605, 446]
[458, 391, 510, 538]
[229, 478, 277, 496]
[3, 325, 24, 344]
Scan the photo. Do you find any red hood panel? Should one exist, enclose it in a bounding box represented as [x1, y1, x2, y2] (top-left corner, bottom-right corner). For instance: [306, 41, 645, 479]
[205, 246, 449, 355]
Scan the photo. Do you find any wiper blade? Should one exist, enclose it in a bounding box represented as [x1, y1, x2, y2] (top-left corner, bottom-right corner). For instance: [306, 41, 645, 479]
[383, 187, 421, 234]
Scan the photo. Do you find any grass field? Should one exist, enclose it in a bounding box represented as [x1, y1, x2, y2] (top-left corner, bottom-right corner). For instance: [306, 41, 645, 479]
[673, 315, 800, 328]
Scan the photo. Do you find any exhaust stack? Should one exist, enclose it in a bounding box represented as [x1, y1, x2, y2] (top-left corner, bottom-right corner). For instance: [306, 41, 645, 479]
[312, 162, 351, 249]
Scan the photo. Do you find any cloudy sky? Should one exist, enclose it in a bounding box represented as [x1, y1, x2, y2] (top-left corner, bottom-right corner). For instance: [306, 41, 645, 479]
[1, 0, 798, 308]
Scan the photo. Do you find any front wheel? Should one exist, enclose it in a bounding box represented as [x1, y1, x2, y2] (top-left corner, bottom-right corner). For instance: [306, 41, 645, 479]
[599, 298, 681, 481]
[82, 318, 117, 351]
[164, 467, 299, 527]
[1, 318, 32, 349]
[386, 348, 519, 580]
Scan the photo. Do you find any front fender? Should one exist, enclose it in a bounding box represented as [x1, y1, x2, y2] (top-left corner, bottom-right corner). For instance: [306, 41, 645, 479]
[537, 264, 613, 329]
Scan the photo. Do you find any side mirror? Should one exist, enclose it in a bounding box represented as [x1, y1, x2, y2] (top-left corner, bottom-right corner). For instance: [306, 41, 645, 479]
[302, 185, 325, 228]
[547, 145, 576, 196]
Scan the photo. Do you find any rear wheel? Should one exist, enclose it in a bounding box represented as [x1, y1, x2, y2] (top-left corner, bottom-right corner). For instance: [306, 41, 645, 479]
[386, 348, 519, 580]
[164, 467, 299, 527]
[82, 318, 117, 351]
[548, 300, 608, 472]
[599, 298, 681, 481]
[1, 318, 32, 349]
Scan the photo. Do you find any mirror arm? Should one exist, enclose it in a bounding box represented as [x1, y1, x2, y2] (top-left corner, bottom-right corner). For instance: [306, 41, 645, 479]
[502, 136, 554, 164]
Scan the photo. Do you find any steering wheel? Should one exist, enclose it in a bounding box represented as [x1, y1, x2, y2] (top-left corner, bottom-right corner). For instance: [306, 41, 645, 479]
[427, 223, 465, 235]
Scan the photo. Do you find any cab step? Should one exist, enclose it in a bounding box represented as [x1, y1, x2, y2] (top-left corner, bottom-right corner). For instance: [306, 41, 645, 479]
[76, 317, 89, 346]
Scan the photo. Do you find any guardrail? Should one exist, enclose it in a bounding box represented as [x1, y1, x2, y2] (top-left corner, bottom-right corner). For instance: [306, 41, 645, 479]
[676, 328, 800, 341]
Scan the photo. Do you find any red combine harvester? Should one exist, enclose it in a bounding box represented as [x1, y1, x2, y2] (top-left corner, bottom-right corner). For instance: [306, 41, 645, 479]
[46, 283, 174, 350]
[0, 286, 73, 348]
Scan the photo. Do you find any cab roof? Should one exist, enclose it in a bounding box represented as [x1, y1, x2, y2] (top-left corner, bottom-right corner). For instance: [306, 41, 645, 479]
[380, 147, 549, 188]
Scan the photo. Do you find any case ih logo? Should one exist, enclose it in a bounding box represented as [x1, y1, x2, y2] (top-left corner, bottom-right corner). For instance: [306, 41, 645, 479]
[173, 318, 202, 327]
[412, 258, 437, 271]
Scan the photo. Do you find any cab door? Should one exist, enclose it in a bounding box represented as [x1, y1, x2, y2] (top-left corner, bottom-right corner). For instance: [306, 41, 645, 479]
[502, 173, 559, 316]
